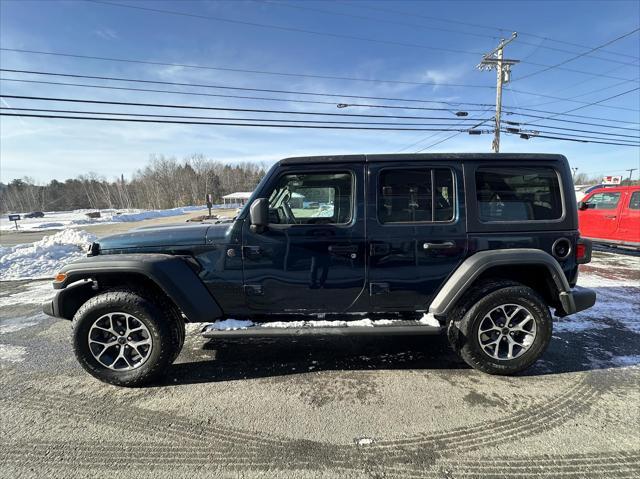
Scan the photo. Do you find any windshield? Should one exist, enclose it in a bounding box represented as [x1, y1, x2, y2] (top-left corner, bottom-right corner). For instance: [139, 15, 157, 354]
[236, 163, 278, 219]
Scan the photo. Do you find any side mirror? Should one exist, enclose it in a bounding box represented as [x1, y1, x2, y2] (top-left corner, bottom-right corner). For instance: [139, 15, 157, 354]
[577, 201, 589, 211]
[249, 198, 269, 233]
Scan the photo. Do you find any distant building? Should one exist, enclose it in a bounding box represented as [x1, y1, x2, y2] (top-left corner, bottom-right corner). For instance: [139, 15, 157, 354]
[222, 192, 253, 206]
[221, 191, 305, 207]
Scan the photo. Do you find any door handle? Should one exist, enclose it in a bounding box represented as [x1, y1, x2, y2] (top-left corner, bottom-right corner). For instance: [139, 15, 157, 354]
[604, 215, 617, 219]
[423, 241, 455, 250]
[328, 245, 359, 254]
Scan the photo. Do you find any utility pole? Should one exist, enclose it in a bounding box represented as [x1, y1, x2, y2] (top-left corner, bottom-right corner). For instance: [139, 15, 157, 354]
[571, 167, 579, 182]
[626, 168, 637, 183]
[477, 33, 519, 153]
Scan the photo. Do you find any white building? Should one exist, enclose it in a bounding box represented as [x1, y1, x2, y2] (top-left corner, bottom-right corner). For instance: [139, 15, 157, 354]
[222, 192, 253, 206]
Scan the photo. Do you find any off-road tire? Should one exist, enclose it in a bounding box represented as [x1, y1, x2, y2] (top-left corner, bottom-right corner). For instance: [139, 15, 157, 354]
[72, 289, 179, 387]
[447, 280, 552, 375]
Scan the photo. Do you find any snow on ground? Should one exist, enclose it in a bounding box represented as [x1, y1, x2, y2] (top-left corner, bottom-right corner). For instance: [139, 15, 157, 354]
[205, 316, 441, 331]
[0, 313, 46, 335]
[0, 205, 209, 231]
[0, 281, 54, 308]
[0, 229, 96, 280]
[0, 344, 27, 363]
[554, 253, 640, 335]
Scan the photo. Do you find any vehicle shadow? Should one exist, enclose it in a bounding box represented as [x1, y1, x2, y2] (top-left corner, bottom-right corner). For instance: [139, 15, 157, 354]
[158, 319, 640, 386]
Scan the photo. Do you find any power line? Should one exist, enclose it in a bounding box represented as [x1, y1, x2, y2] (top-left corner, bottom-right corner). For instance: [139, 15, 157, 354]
[5, 102, 633, 143]
[2, 65, 636, 127]
[502, 130, 639, 147]
[2, 49, 637, 116]
[6, 67, 636, 114]
[0, 68, 488, 107]
[0, 112, 491, 132]
[0, 107, 482, 127]
[86, 0, 484, 57]
[0, 77, 490, 114]
[261, 0, 640, 67]
[398, 108, 495, 152]
[503, 120, 640, 139]
[0, 47, 491, 89]
[516, 28, 640, 81]
[521, 87, 640, 127]
[0, 94, 494, 121]
[351, 1, 640, 61]
[416, 116, 496, 152]
[83, 1, 639, 83]
[517, 77, 640, 109]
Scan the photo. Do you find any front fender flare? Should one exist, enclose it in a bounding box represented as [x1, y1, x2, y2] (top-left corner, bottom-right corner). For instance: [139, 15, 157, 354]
[47, 254, 222, 322]
[428, 249, 572, 316]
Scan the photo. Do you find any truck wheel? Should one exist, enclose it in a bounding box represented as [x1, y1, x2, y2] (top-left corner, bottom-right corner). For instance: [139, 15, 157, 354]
[72, 289, 178, 387]
[451, 282, 552, 375]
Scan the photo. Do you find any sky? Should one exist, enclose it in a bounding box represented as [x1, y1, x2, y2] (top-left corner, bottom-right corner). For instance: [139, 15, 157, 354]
[0, 0, 639, 184]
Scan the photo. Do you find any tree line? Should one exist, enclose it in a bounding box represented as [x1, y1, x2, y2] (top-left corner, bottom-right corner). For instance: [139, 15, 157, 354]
[0, 155, 268, 213]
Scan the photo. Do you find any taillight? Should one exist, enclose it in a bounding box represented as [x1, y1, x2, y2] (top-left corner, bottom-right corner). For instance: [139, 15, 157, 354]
[576, 238, 592, 264]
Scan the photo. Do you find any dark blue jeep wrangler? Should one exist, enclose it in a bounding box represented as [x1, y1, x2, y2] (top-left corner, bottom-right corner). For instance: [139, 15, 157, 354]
[44, 153, 596, 386]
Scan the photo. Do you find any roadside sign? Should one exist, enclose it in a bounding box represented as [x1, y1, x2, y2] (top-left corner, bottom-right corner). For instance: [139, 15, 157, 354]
[8, 214, 20, 230]
[602, 175, 622, 185]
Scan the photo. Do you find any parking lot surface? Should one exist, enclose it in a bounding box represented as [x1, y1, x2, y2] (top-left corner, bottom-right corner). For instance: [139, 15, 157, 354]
[1, 247, 639, 478]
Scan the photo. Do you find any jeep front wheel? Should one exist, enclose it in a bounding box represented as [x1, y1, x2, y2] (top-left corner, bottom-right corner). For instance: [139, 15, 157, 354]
[452, 284, 552, 375]
[72, 289, 179, 386]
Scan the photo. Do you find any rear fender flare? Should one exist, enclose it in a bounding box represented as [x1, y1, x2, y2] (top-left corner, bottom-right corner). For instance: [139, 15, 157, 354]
[428, 249, 571, 316]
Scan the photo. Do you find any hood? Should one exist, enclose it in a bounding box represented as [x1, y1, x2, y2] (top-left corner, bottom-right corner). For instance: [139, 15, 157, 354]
[98, 223, 212, 251]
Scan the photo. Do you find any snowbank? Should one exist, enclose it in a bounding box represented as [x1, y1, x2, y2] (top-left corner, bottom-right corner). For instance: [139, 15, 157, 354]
[0, 205, 209, 231]
[0, 229, 96, 280]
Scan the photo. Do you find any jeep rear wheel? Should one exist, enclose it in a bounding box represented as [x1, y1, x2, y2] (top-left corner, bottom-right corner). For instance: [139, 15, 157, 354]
[72, 289, 179, 387]
[451, 283, 552, 375]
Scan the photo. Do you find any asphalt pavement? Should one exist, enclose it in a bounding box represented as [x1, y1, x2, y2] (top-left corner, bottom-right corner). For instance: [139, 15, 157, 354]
[0, 243, 638, 478]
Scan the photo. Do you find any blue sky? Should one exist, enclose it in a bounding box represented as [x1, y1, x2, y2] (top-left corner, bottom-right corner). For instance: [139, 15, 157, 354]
[0, 0, 638, 183]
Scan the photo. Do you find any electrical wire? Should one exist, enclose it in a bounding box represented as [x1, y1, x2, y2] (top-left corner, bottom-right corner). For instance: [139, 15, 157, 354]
[0, 112, 488, 132]
[261, 0, 640, 67]
[0, 107, 482, 127]
[350, 1, 640, 61]
[0, 94, 494, 121]
[516, 28, 640, 81]
[0, 47, 491, 89]
[0, 77, 489, 113]
[502, 130, 640, 147]
[0, 68, 490, 107]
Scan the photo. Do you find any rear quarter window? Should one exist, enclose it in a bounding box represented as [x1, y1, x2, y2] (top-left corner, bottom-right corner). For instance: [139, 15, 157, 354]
[628, 191, 640, 210]
[476, 167, 563, 222]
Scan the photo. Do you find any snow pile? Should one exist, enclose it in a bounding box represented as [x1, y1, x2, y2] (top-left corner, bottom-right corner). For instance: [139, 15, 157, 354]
[206, 319, 254, 331]
[1, 205, 210, 231]
[0, 229, 96, 280]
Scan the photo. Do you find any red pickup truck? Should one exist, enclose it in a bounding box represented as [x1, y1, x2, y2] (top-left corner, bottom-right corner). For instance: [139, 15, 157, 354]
[578, 185, 640, 249]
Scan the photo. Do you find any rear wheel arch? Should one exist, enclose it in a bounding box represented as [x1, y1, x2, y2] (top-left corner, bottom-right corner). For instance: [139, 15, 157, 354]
[430, 249, 569, 317]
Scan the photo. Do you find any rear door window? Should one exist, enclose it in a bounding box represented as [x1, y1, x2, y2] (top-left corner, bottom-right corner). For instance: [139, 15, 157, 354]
[628, 191, 640, 210]
[378, 168, 454, 223]
[585, 191, 621, 210]
[476, 167, 563, 222]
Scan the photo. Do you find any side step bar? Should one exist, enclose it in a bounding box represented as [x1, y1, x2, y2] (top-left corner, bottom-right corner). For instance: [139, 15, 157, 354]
[201, 320, 443, 338]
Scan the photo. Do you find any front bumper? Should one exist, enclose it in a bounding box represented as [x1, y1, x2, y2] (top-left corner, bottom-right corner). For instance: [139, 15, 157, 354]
[558, 287, 596, 317]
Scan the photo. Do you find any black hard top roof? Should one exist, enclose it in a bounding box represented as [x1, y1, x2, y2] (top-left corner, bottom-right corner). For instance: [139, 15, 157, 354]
[279, 153, 567, 165]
